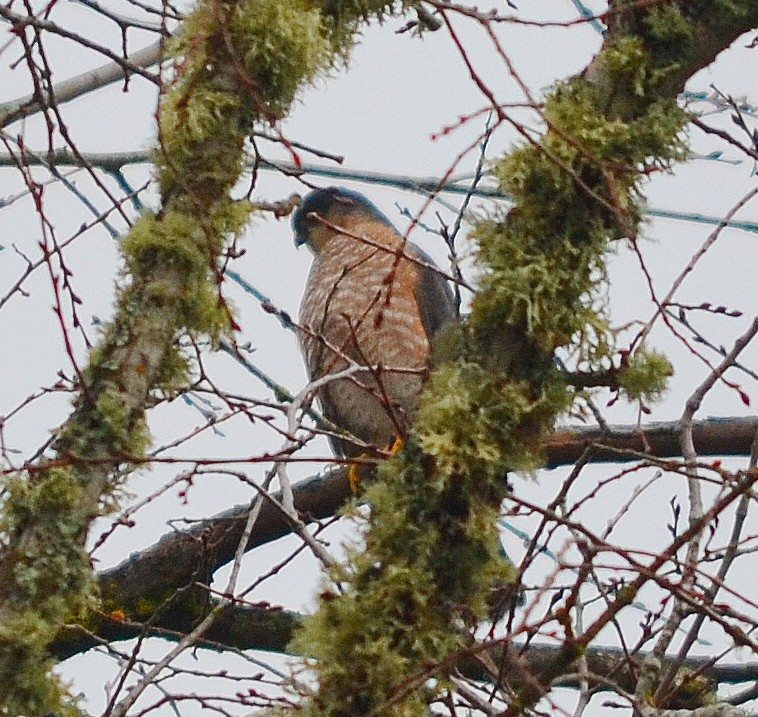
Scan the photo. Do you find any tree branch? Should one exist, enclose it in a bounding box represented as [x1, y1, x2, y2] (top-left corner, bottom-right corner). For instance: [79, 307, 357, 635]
[65, 415, 756, 663]
[0, 20, 160, 128]
[547, 416, 758, 468]
[52, 604, 758, 696]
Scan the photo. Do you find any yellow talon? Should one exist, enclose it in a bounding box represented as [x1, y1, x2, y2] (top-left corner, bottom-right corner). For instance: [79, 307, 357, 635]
[348, 463, 363, 493]
[348, 438, 404, 493]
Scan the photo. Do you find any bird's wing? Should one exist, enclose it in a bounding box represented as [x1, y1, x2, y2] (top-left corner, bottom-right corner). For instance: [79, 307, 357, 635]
[408, 244, 457, 340]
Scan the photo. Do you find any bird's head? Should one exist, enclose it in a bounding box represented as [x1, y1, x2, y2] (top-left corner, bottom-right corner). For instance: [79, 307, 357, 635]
[292, 186, 394, 254]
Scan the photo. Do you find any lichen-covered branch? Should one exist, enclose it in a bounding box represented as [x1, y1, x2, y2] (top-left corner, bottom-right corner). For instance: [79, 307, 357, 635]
[11, 414, 737, 669]
[292, 3, 758, 717]
[51, 610, 758, 698]
[0, 1, 403, 714]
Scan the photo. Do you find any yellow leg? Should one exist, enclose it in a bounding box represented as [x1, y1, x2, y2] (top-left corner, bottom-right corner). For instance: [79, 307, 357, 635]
[348, 463, 363, 493]
[348, 438, 404, 492]
[388, 436, 404, 455]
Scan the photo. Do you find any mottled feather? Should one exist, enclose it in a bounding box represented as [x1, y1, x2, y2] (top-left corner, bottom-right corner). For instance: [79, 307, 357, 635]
[294, 187, 456, 457]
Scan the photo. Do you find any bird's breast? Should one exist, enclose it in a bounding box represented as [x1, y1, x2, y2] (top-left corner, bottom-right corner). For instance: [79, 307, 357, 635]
[299, 239, 430, 374]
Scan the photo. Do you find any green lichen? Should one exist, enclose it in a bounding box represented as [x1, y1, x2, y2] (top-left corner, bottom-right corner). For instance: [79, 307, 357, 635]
[294, 10, 692, 717]
[0, 469, 96, 714]
[414, 362, 567, 475]
[1, 470, 94, 583]
[156, 0, 399, 200]
[155, 90, 246, 201]
[152, 345, 193, 395]
[121, 210, 238, 337]
[618, 350, 673, 404]
[294, 440, 516, 717]
[643, 4, 694, 64]
[0, 625, 82, 717]
[0, 1, 410, 714]
[661, 670, 718, 709]
[232, 1, 332, 115]
[471, 45, 687, 385]
[55, 384, 150, 465]
[124, 211, 216, 278]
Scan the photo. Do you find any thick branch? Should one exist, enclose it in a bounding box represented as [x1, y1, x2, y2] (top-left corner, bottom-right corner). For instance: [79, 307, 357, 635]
[586, 2, 758, 117]
[547, 416, 758, 468]
[96, 467, 351, 619]
[52, 606, 758, 695]
[53, 600, 302, 661]
[81, 416, 756, 653]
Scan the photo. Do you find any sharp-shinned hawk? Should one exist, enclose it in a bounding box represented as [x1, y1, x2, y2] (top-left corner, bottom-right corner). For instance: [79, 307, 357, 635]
[294, 186, 456, 458]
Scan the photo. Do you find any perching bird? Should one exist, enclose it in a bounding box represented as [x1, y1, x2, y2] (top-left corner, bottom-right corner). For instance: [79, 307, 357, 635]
[294, 186, 456, 458]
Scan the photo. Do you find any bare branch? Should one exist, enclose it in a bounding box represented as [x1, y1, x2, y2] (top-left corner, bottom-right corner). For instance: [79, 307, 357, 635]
[0, 40, 162, 128]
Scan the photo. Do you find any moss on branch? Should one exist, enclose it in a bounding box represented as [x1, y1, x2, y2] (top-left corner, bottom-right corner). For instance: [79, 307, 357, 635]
[0, 0, 405, 713]
[292, 6, 722, 717]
